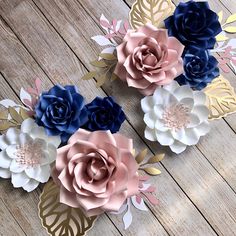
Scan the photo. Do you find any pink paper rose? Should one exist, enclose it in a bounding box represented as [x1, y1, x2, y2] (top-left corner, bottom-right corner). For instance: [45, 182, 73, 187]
[114, 23, 184, 95]
[52, 129, 139, 216]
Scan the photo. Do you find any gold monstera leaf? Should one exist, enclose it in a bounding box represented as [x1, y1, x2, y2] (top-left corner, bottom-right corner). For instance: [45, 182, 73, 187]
[129, 0, 175, 29]
[204, 75, 236, 120]
[38, 180, 97, 236]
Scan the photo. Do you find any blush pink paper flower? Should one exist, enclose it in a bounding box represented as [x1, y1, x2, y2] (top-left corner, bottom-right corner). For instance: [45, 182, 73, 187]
[114, 23, 184, 95]
[52, 129, 139, 217]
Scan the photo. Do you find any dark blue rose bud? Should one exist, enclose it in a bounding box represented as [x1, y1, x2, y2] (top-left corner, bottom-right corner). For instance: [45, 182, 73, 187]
[83, 97, 125, 133]
[35, 85, 88, 143]
[164, 1, 222, 49]
[176, 47, 220, 90]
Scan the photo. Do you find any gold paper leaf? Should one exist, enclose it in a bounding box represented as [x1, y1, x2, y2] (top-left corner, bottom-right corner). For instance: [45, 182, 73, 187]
[0, 110, 8, 120]
[96, 74, 108, 87]
[39, 180, 97, 236]
[135, 148, 147, 164]
[218, 11, 223, 24]
[216, 34, 229, 42]
[81, 71, 96, 81]
[99, 53, 117, 60]
[147, 153, 164, 164]
[204, 75, 236, 120]
[129, 0, 175, 29]
[90, 60, 107, 68]
[8, 107, 23, 124]
[225, 13, 236, 24]
[19, 108, 30, 120]
[142, 167, 161, 175]
[111, 73, 119, 81]
[224, 26, 236, 33]
[0, 121, 11, 131]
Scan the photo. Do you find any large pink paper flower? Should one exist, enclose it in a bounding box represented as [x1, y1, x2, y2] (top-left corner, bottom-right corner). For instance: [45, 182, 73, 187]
[114, 23, 184, 95]
[52, 129, 139, 216]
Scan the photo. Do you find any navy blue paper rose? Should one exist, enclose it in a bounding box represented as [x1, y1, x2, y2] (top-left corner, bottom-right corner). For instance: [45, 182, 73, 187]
[83, 97, 125, 133]
[164, 1, 222, 49]
[35, 85, 88, 143]
[176, 47, 219, 90]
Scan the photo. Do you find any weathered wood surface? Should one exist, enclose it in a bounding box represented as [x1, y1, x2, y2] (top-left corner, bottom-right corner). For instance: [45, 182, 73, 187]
[0, 0, 235, 235]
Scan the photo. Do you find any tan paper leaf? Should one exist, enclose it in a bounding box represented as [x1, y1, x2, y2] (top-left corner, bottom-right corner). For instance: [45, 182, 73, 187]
[218, 11, 223, 24]
[0, 121, 11, 131]
[96, 74, 108, 87]
[99, 53, 117, 60]
[225, 13, 236, 24]
[142, 167, 161, 175]
[224, 26, 236, 33]
[129, 0, 175, 29]
[19, 108, 30, 120]
[8, 107, 23, 124]
[81, 71, 96, 81]
[135, 148, 147, 164]
[204, 75, 236, 120]
[0, 110, 8, 120]
[147, 153, 165, 164]
[216, 34, 229, 42]
[90, 60, 107, 68]
[39, 180, 97, 236]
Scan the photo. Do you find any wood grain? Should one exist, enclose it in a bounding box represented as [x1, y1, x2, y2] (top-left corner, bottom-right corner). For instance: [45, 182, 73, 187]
[0, 0, 235, 235]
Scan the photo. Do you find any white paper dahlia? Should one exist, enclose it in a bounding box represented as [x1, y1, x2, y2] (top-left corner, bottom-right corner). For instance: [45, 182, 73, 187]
[0, 118, 60, 192]
[141, 81, 210, 154]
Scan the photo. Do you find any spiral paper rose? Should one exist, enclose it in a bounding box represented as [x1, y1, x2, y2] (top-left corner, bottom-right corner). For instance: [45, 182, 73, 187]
[164, 1, 222, 49]
[83, 96, 125, 133]
[114, 23, 184, 96]
[176, 47, 219, 90]
[35, 85, 88, 143]
[52, 129, 139, 216]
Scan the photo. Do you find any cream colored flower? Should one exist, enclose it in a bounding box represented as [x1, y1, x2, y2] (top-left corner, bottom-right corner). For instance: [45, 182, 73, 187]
[0, 118, 60, 192]
[141, 81, 210, 154]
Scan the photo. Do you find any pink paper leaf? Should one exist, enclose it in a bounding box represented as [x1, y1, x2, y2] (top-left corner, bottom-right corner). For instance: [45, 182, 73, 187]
[131, 196, 148, 211]
[100, 20, 110, 29]
[142, 192, 159, 205]
[35, 78, 42, 94]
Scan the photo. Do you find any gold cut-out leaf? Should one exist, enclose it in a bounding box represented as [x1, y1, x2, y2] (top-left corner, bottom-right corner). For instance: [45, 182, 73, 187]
[0, 121, 11, 131]
[218, 11, 223, 24]
[0, 110, 8, 120]
[204, 75, 236, 120]
[8, 107, 23, 124]
[216, 34, 229, 42]
[81, 71, 96, 81]
[39, 180, 97, 236]
[135, 148, 147, 164]
[19, 108, 30, 120]
[99, 53, 117, 60]
[225, 13, 236, 24]
[142, 167, 161, 175]
[224, 26, 236, 33]
[90, 60, 107, 68]
[147, 153, 164, 164]
[129, 0, 175, 29]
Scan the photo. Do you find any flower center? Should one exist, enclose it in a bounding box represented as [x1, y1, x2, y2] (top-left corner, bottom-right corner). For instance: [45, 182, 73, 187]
[16, 141, 43, 167]
[162, 103, 190, 130]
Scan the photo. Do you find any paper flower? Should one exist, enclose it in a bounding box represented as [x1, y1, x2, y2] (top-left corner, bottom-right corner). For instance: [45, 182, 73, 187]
[141, 81, 210, 154]
[176, 47, 220, 90]
[52, 129, 139, 216]
[35, 85, 88, 143]
[164, 1, 222, 49]
[0, 118, 60, 192]
[83, 96, 125, 133]
[114, 23, 184, 96]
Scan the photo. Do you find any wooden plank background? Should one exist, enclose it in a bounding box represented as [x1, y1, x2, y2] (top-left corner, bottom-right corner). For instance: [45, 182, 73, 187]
[0, 0, 235, 235]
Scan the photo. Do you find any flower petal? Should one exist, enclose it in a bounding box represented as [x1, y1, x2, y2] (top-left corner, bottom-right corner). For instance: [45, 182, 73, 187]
[6, 128, 20, 145]
[6, 145, 18, 159]
[187, 114, 200, 128]
[156, 130, 174, 145]
[163, 80, 179, 92]
[0, 168, 11, 178]
[0, 150, 11, 168]
[11, 172, 30, 188]
[0, 135, 9, 150]
[193, 91, 206, 106]
[25, 165, 51, 183]
[144, 111, 156, 129]
[155, 119, 169, 132]
[181, 128, 200, 145]
[173, 85, 193, 101]
[194, 121, 210, 136]
[21, 118, 35, 133]
[9, 159, 26, 173]
[144, 127, 156, 141]
[22, 179, 40, 192]
[141, 96, 154, 113]
[170, 141, 187, 154]
[192, 105, 209, 123]
[171, 128, 185, 141]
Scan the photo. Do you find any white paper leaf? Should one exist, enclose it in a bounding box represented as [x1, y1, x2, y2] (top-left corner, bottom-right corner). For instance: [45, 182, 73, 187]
[0, 99, 19, 108]
[91, 35, 113, 46]
[100, 14, 110, 33]
[226, 38, 236, 49]
[116, 20, 122, 31]
[131, 196, 148, 211]
[139, 183, 151, 191]
[230, 60, 236, 73]
[20, 88, 32, 106]
[123, 207, 132, 229]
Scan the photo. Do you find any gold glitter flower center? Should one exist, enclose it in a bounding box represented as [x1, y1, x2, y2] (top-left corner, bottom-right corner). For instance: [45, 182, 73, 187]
[16, 141, 43, 167]
[162, 103, 190, 130]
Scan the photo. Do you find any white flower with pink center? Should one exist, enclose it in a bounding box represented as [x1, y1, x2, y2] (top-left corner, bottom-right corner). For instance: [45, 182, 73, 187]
[0, 118, 60, 192]
[141, 81, 210, 154]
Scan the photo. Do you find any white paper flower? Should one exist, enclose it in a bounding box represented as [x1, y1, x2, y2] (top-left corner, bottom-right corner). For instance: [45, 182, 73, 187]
[0, 118, 60, 192]
[141, 81, 210, 154]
